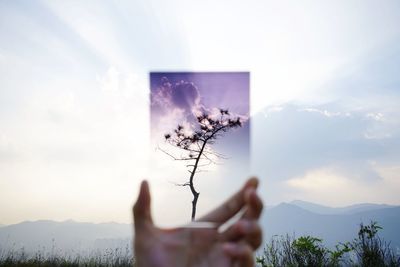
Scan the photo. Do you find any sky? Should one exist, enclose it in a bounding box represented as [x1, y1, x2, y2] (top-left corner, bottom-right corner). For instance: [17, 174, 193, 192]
[0, 0, 400, 225]
[150, 72, 250, 156]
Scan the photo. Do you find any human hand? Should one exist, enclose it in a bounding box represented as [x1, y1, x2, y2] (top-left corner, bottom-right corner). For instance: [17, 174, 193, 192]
[133, 177, 263, 267]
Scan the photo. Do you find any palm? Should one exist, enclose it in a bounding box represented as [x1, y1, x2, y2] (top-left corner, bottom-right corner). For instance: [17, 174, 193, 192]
[133, 178, 263, 267]
[136, 227, 231, 267]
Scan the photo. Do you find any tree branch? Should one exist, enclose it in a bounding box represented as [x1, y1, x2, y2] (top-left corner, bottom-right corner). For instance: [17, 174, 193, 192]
[157, 146, 196, 161]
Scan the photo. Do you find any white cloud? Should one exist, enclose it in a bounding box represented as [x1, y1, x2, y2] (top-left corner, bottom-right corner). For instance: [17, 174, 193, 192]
[261, 106, 284, 118]
[366, 112, 385, 122]
[286, 165, 400, 206]
[299, 108, 350, 118]
[363, 132, 392, 140]
[253, 103, 400, 206]
[363, 111, 399, 140]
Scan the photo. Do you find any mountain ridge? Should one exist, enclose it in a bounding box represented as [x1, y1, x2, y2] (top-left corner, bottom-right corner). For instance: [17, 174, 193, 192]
[1, 201, 399, 253]
[0, 219, 132, 254]
[290, 200, 397, 215]
[262, 202, 400, 248]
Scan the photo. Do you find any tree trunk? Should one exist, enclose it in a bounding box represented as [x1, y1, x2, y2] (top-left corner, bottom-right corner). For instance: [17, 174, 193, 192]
[188, 141, 207, 221]
[191, 191, 199, 221]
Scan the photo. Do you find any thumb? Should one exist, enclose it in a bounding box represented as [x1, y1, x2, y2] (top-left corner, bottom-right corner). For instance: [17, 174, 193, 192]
[133, 180, 153, 230]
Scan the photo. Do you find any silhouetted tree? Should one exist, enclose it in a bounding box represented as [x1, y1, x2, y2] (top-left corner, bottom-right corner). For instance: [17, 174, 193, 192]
[160, 108, 243, 220]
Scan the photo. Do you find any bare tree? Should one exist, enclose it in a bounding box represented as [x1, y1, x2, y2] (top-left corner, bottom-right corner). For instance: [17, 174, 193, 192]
[160, 108, 243, 220]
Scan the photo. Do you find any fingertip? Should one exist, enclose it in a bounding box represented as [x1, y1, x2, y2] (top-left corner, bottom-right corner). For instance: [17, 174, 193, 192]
[133, 180, 152, 220]
[141, 180, 150, 196]
[242, 187, 264, 221]
[246, 177, 259, 189]
[141, 178, 150, 192]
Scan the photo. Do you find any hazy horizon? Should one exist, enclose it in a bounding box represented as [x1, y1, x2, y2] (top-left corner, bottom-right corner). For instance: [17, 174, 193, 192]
[0, 199, 398, 226]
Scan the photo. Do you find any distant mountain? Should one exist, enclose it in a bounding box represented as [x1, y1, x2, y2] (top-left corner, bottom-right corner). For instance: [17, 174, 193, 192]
[0, 220, 132, 254]
[1, 201, 399, 256]
[262, 203, 400, 248]
[290, 200, 396, 215]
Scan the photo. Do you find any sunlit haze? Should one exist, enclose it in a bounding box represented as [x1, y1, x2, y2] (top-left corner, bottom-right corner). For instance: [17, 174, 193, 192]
[1, 1, 400, 225]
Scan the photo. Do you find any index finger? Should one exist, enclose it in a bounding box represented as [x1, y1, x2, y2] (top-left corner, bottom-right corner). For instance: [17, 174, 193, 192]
[197, 177, 258, 225]
[242, 188, 263, 220]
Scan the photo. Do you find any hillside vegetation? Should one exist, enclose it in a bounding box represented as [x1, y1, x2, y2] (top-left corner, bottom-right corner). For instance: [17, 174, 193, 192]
[1, 222, 399, 266]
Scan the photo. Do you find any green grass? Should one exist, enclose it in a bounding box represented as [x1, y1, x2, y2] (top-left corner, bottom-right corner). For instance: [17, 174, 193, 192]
[1, 222, 399, 266]
[0, 247, 134, 267]
[257, 222, 400, 267]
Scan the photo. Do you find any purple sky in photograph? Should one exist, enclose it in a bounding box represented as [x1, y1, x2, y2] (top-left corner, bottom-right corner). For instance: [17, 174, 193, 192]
[151, 72, 249, 114]
[150, 71, 250, 168]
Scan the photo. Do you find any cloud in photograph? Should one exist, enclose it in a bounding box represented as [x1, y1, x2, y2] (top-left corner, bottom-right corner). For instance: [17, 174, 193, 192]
[150, 77, 201, 135]
[150, 73, 250, 144]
